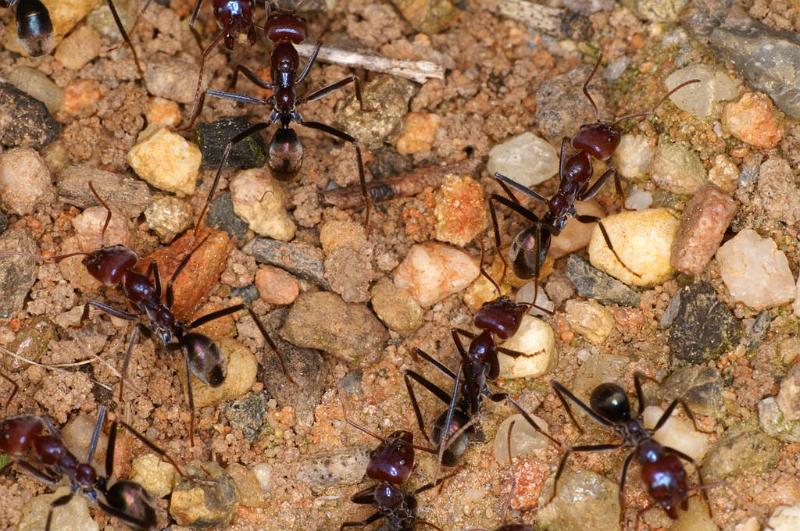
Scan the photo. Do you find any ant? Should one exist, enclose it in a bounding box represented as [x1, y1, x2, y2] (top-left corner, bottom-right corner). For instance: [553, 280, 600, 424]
[490, 55, 699, 300]
[189, 3, 371, 230]
[52, 183, 291, 445]
[549, 372, 712, 527]
[2, 0, 52, 57]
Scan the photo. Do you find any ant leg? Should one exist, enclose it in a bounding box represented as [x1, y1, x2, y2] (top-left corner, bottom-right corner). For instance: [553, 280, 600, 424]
[145, 261, 161, 299]
[296, 42, 322, 85]
[45, 492, 74, 531]
[574, 215, 642, 278]
[118, 324, 142, 401]
[0, 372, 19, 413]
[551, 380, 614, 429]
[504, 395, 561, 448]
[232, 63, 274, 92]
[300, 120, 369, 231]
[652, 397, 703, 434]
[302, 75, 363, 112]
[166, 234, 210, 308]
[493, 173, 548, 203]
[413, 348, 457, 381]
[187, 303, 245, 329]
[85, 406, 107, 463]
[436, 364, 463, 465]
[183, 30, 226, 131]
[16, 460, 60, 484]
[107, 0, 143, 77]
[578, 167, 627, 212]
[114, 420, 187, 476]
[403, 369, 453, 445]
[244, 307, 295, 385]
[546, 442, 623, 505]
[184, 354, 197, 447]
[488, 193, 541, 224]
[86, 301, 138, 321]
[617, 450, 635, 528]
[340, 512, 383, 529]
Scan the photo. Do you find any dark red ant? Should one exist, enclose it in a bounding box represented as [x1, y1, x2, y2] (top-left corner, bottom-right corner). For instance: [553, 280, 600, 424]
[549, 372, 712, 526]
[52, 183, 291, 444]
[190, 3, 370, 230]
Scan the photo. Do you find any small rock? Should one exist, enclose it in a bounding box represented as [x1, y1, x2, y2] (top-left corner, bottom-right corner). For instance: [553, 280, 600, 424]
[759, 397, 800, 443]
[145, 54, 209, 105]
[187, 338, 258, 408]
[746, 310, 772, 352]
[255, 266, 300, 305]
[18, 486, 99, 531]
[61, 79, 103, 117]
[227, 463, 264, 508]
[613, 134, 655, 180]
[544, 272, 576, 308]
[131, 453, 177, 498]
[0, 81, 59, 148]
[702, 429, 780, 482]
[486, 132, 559, 188]
[9, 66, 64, 114]
[206, 191, 249, 243]
[670, 185, 737, 275]
[8, 316, 56, 363]
[565, 299, 614, 345]
[625, 187, 653, 210]
[716, 229, 795, 310]
[0, 148, 54, 215]
[370, 277, 424, 335]
[144, 196, 193, 243]
[758, 156, 800, 225]
[146, 97, 182, 128]
[196, 117, 268, 169]
[668, 282, 740, 364]
[516, 280, 555, 317]
[0, 228, 39, 317]
[535, 64, 606, 142]
[324, 247, 372, 303]
[72, 205, 130, 252]
[538, 468, 620, 531]
[335, 75, 417, 150]
[224, 392, 268, 441]
[623, 0, 687, 21]
[169, 462, 238, 527]
[494, 413, 552, 464]
[245, 238, 328, 288]
[57, 165, 151, 218]
[87, 0, 135, 37]
[281, 291, 388, 368]
[659, 366, 724, 418]
[565, 255, 640, 307]
[128, 128, 202, 196]
[708, 154, 739, 193]
[319, 220, 367, 255]
[390, 0, 456, 33]
[733, 517, 761, 531]
[767, 505, 800, 531]
[396, 111, 440, 154]
[393, 242, 479, 308]
[60, 413, 109, 474]
[54, 25, 101, 70]
[549, 200, 605, 259]
[230, 168, 295, 241]
[722, 92, 784, 149]
[588, 208, 679, 287]
[777, 364, 800, 421]
[498, 315, 557, 379]
[433, 174, 486, 246]
[573, 353, 629, 400]
[669, 496, 717, 531]
[650, 139, 707, 195]
[298, 447, 371, 493]
[664, 65, 739, 118]
[642, 405, 710, 461]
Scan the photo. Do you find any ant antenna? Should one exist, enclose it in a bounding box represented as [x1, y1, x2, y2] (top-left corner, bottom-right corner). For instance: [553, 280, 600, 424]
[613, 78, 702, 125]
[478, 240, 502, 296]
[88, 181, 112, 244]
[48, 251, 90, 262]
[582, 54, 602, 119]
[503, 420, 517, 522]
[340, 401, 435, 454]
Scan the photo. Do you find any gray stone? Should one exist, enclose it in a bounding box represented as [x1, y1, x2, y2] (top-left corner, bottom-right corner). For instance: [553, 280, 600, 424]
[565, 255, 640, 307]
[224, 392, 268, 442]
[757, 157, 800, 226]
[760, 397, 800, 443]
[702, 429, 780, 483]
[0, 81, 59, 148]
[573, 353, 629, 401]
[244, 238, 328, 288]
[8, 316, 57, 363]
[668, 282, 740, 364]
[538, 467, 621, 531]
[535, 64, 606, 143]
[370, 277, 424, 335]
[0, 209, 6, 234]
[0, 228, 38, 317]
[298, 446, 371, 493]
[206, 192, 249, 244]
[651, 138, 707, 195]
[659, 366, 724, 418]
[324, 247, 372, 303]
[623, 0, 687, 21]
[57, 165, 151, 219]
[169, 462, 238, 527]
[746, 311, 772, 352]
[196, 117, 268, 170]
[144, 54, 208, 105]
[144, 196, 194, 243]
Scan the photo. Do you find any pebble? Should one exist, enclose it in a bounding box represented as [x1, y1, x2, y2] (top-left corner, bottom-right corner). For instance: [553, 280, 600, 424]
[708, 154, 739, 193]
[516, 280, 555, 316]
[659, 366, 724, 418]
[255, 266, 300, 305]
[393, 242, 479, 308]
[72, 205, 130, 252]
[230, 168, 295, 241]
[767, 505, 800, 531]
[54, 25, 101, 70]
[433, 174, 486, 247]
[588, 208, 679, 287]
[0, 209, 6, 234]
[670, 185, 737, 275]
[298, 446, 371, 493]
[494, 413, 552, 464]
[625, 0, 686, 21]
[226, 463, 264, 508]
[565, 299, 614, 345]
[196, 117, 268, 169]
[758, 156, 800, 225]
[664, 65, 739, 118]
[0, 148, 54, 215]
[702, 429, 780, 483]
[486, 132, 559, 188]
[319, 220, 367, 255]
[207, 192, 249, 243]
[777, 364, 800, 421]
[573, 353, 628, 399]
[396, 111, 440, 154]
[716, 229, 795, 310]
[497, 315, 557, 379]
[565, 255, 640, 307]
[0, 228, 39, 317]
[370, 277, 424, 335]
[224, 392, 268, 441]
[9, 67, 64, 114]
[536, 64, 606, 142]
[62, 79, 103, 116]
[60, 413, 109, 473]
[642, 405, 709, 461]
[57, 165, 151, 218]
[668, 282, 740, 364]
[722, 92, 784, 149]
[128, 128, 202, 196]
[169, 462, 238, 527]
[650, 139, 708, 195]
[537, 468, 620, 531]
[0, 81, 59, 148]
[18, 486, 98, 531]
[8, 316, 56, 362]
[613, 134, 654, 180]
[625, 188, 653, 210]
[144, 196, 193, 243]
[390, 0, 456, 33]
[544, 272, 575, 309]
[146, 97, 182, 128]
[335, 75, 417, 150]
[187, 337, 258, 408]
[131, 453, 177, 498]
[245, 238, 328, 288]
[324, 247, 372, 303]
[758, 397, 800, 443]
[281, 291, 388, 368]
[549, 200, 605, 259]
[145, 54, 209, 105]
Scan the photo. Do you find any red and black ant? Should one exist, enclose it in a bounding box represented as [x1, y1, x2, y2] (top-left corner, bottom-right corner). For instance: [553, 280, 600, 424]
[52, 183, 291, 444]
[549, 372, 712, 526]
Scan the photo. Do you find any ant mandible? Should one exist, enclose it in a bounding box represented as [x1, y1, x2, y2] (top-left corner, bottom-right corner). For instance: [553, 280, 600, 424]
[549, 372, 712, 527]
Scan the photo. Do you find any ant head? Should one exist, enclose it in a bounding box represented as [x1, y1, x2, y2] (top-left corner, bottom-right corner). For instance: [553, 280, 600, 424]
[475, 297, 527, 340]
[16, 0, 54, 57]
[104, 480, 157, 530]
[590, 383, 631, 423]
[265, 11, 307, 44]
[572, 122, 621, 161]
[182, 333, 226, 387]
[82, 245, 138, 286]
[373, 482, 406, 511]
[75, 463, 97, 489]
[432, 409, 472, 467]
[510, 227, 550, 281]
[366, 430, 415, 484]
[269, 127, 304, 177]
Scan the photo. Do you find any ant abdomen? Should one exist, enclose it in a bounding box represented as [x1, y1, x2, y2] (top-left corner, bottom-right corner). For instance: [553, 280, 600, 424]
[183, 333, 226, 387]
[269, 128, 304, 177]
[15, 0, 53, 57]
[432, 409, 471, 466]
[105, 480, 158, 530]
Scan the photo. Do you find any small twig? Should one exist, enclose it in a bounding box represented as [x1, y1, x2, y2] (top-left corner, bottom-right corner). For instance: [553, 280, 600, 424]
[495, 0, 591, 40]
[324, 158, 484, 209]
[295, 43, 445, 83]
